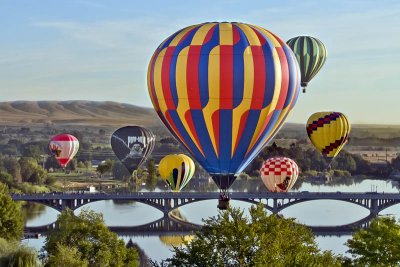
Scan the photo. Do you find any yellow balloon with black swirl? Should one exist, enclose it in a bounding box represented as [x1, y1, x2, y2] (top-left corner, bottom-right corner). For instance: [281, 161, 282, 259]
[306, 112, 350, 160]
[159, 154, 195, 192]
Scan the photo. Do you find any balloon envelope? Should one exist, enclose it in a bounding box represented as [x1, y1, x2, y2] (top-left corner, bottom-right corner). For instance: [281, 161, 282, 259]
[111, 126, 155, 174]
[147, 22, 300, 190]
[159, 235, 194, 247]
[287, 36, 327, 91]
[306, 112, 350, 160]
[260, 157, 299, 192]
[49, 134, 79, 168]
[159, 154, 195, 192]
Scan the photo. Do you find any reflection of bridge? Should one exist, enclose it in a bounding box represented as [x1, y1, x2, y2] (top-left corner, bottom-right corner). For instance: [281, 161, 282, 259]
[14, 192, 400, 237]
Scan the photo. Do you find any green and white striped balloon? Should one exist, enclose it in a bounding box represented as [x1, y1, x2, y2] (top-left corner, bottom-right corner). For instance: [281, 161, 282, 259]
[287, 36, 327, 93]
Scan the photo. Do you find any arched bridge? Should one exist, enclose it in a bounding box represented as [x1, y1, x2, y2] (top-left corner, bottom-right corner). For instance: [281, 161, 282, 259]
[12, 191, 400, 216]
[16, 191, 400, 237]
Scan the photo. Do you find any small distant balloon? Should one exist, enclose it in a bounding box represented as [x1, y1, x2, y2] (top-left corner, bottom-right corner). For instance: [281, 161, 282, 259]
[260, 157, 299, 192]
[49, 134, 79, 168]
[159, 154, 195, 192]
[287, 36, 327, 93]
[111, 126, 155, 175]
[306, 112, 350, 162]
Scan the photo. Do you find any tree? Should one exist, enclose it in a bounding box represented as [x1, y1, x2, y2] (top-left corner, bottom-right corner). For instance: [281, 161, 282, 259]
[1, 156, 22, 182]
[19, 157, 38, 181]
[0, 171, 15, 188]
[346, 216, 400, 266]
[160, 204, 341, 266]
[96, 160, 113, 177]
[0, 144, 18, 156]
[331, 151, 357, 173]
[43, 209, 139, 267]
[45, 156, 61, 170]
[392, 154, 400, 170]
[66, 158, 77, 171]
[146, 158, 157, 183]
[21, 144, 42, 160]
[46, 243, 89, 267]
[0, 183, 24, 240]
[112, 161, 131, 181]
[0, 238, 38, 267]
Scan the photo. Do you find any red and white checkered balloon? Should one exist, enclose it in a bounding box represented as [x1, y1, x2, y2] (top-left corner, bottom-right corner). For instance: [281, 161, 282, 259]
[260, 157, 299, 192]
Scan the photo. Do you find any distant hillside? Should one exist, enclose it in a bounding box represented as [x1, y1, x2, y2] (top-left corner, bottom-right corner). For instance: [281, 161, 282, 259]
[1, 101, 399, 140]
[0, 101, 162, 127]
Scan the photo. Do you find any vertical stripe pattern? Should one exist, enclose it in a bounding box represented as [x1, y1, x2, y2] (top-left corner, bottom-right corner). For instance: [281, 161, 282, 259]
[159, 154, 195, 192]
[148, 22, 300, 177]
[306, 112, 351, 158]
[287, 36, 327, 89]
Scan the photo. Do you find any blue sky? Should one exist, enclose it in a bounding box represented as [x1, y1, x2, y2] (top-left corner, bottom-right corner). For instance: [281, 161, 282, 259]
[0, 0, 399, 124]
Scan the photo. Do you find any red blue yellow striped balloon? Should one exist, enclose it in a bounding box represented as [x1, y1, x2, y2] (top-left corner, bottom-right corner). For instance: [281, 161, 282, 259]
[147, 22, 300, 189]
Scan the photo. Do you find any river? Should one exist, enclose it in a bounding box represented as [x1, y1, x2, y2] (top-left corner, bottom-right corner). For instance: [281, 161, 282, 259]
[21, 177, 400, 263]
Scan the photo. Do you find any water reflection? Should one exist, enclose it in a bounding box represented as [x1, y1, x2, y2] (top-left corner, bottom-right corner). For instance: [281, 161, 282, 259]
[21, 178, 400, 262]
[280, 200, 370, 226]
[75, 200, 163, 226]
[159, 235, 194, 247]
[23, 203, 59, 227]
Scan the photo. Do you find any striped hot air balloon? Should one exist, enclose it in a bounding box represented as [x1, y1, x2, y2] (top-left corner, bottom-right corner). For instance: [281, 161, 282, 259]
[260, 157, 299, 192]
[306, 112, 351, 162]
[159, 154, 195, 192]
[286, 36, 327, 93]
[48, 134, 79, 168]
[147, 22, 300, 193]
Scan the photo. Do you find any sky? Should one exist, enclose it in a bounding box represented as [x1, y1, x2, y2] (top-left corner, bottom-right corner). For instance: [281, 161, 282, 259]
[0, 0, 399, 124]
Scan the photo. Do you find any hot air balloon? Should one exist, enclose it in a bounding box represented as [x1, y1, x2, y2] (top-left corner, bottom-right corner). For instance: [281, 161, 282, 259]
[111, 126, 155, 176]
[48, 134, 79, 168]
[286, 36, 327, 93]
[260, 157, 299, 192]
[159, 154, 195, 192]
[306, 112, 350, 165]
[147, 22, 300, 208]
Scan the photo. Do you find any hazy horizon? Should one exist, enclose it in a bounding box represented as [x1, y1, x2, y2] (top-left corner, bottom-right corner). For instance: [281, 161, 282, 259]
[1, 99, 400, 127]
[1, 0, 399, 124]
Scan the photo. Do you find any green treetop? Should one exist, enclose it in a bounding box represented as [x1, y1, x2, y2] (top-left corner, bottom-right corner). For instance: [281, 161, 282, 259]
[0, 183, 23, 241]
[346, 216, 400, 267]
[42, 208, 139, 267]
[159, 204, 341, 267]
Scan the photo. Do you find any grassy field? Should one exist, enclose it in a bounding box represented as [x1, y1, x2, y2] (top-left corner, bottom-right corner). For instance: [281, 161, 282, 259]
[48, 168, 126, 190]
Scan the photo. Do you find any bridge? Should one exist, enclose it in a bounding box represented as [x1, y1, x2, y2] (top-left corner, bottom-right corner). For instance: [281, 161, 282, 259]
[14, 191, 400, 237]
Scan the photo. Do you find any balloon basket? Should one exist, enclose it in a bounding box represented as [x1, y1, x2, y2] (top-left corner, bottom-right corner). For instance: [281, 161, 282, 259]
[217, 194, 230, 210]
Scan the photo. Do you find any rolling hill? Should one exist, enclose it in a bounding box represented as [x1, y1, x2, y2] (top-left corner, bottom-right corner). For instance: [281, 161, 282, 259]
[0, 101, 162, 127]
[1, 101, 400, 140]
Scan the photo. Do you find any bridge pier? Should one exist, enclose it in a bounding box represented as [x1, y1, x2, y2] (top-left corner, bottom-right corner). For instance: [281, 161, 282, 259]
[370, 199, 379, 216]
[61, 199, 76, 211]
[272, 199, 278, 214]
[164, 199, 172, 215]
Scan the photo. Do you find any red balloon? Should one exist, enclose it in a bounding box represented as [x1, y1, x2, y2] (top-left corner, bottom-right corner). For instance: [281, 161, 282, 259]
[49, 134, 79, 168]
